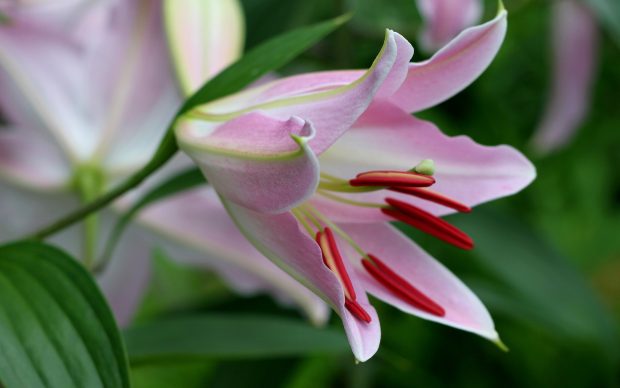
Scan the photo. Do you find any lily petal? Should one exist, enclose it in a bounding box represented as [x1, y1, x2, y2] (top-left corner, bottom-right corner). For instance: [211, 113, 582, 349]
[178, 112, 320, 213]
[530, 0, 598, 154]
[164, 0, 244, 94]
[81, 0, 180, 168]
[0, 1, 95, 31]
[318, 102, 535, 220]
[416, 0, 482, 51]
[0, 17, 89, 158]
[136, 186, 330, 326]
[221, 196, 380, 361]
[390, 8, 507, 113]
[0, 127, 71, 191]
[196, 29, 412, 155]
[339, 222, 498, 341]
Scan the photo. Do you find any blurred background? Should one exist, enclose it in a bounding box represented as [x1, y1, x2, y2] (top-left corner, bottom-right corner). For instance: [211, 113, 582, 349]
[129, 0, 620, 386]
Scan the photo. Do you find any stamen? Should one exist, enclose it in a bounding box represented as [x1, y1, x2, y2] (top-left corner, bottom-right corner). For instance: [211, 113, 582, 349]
[316, 228, 356, 300]
[382, 198, 474, 250]
[362, 254, 445, 317]
[344, 299, 372, 323]
[316, 227, 372, 323]
[388, 187, 472, 213]
[350, 171, 435, 188]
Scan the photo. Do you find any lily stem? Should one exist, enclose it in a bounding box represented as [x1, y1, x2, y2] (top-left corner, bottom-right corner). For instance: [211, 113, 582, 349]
[75, 165, 104, 269]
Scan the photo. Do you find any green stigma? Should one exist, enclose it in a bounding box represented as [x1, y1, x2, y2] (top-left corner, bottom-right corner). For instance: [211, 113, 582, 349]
[413, 159, 435, 176]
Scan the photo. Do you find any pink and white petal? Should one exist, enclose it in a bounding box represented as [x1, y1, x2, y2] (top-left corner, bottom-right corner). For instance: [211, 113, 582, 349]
[136, 186, 330, 326]
[416, 0, 482, 51]
[530, 0, 598, 154]
[177, 112, 320, 213]
[1, 0, 95, 31]
[318, 102, 535, 220]
[102, 86, 179, 177]
[164, 0, 244, 94]
[221, 196, 381, 361]
[0, 127, 71, 191]
[390, 8, 507, 113]
[0, 17, 91, 158]
[197, 30, 413, 155]
[81, 0, 181, 158]
[339, 222, 499, 341]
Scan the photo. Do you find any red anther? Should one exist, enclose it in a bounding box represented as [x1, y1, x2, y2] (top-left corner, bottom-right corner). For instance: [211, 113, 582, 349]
[382, 198, 474, 250]
[389, 187, 472, 213]
[362, 255, 445, 317]
[317, 228, 357, 301]
[349, 171, 435, 188]
[315, 231, 328, 266]
[345, 299, 372, 323]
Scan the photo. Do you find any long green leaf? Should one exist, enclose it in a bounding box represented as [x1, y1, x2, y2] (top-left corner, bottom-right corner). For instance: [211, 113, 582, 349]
[28, 13, 351, 241]
[450, 210, 619, 361]
[0, 242, 130, 388]
[124, 314, 348, 361]
[96, 168, 205, 272]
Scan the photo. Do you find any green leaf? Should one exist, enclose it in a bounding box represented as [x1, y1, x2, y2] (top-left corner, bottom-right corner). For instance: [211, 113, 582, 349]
[450, 210, 619, 361]
[97, 168, 205, 272]
[584, 0, 620, 46]
[124, 314, 348, 361]
[0, 242, 130, 388]
[179, 13, 351, 114]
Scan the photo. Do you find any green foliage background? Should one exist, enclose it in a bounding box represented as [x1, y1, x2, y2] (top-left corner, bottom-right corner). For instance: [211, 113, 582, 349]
[131, 0, 620, 386]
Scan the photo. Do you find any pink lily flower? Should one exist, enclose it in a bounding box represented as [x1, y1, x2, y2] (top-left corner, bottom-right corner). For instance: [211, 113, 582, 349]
[531, 0, 599, 154]
[176, 10, 536, 361]
[0, 0, 327, 325]
[0, 0, 178, 324]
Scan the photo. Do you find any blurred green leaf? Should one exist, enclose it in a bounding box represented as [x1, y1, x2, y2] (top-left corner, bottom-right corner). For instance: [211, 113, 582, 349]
[125, 314, 348, 361]
[134, 250, 232, 322]
[0, 242, 130, 388]
[132, 361, 214, 388]
[346, 0, 419, 39]
[284, 356, 340, 388]
[98, 168, 205, 271]
[451, 210, 619, 361]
